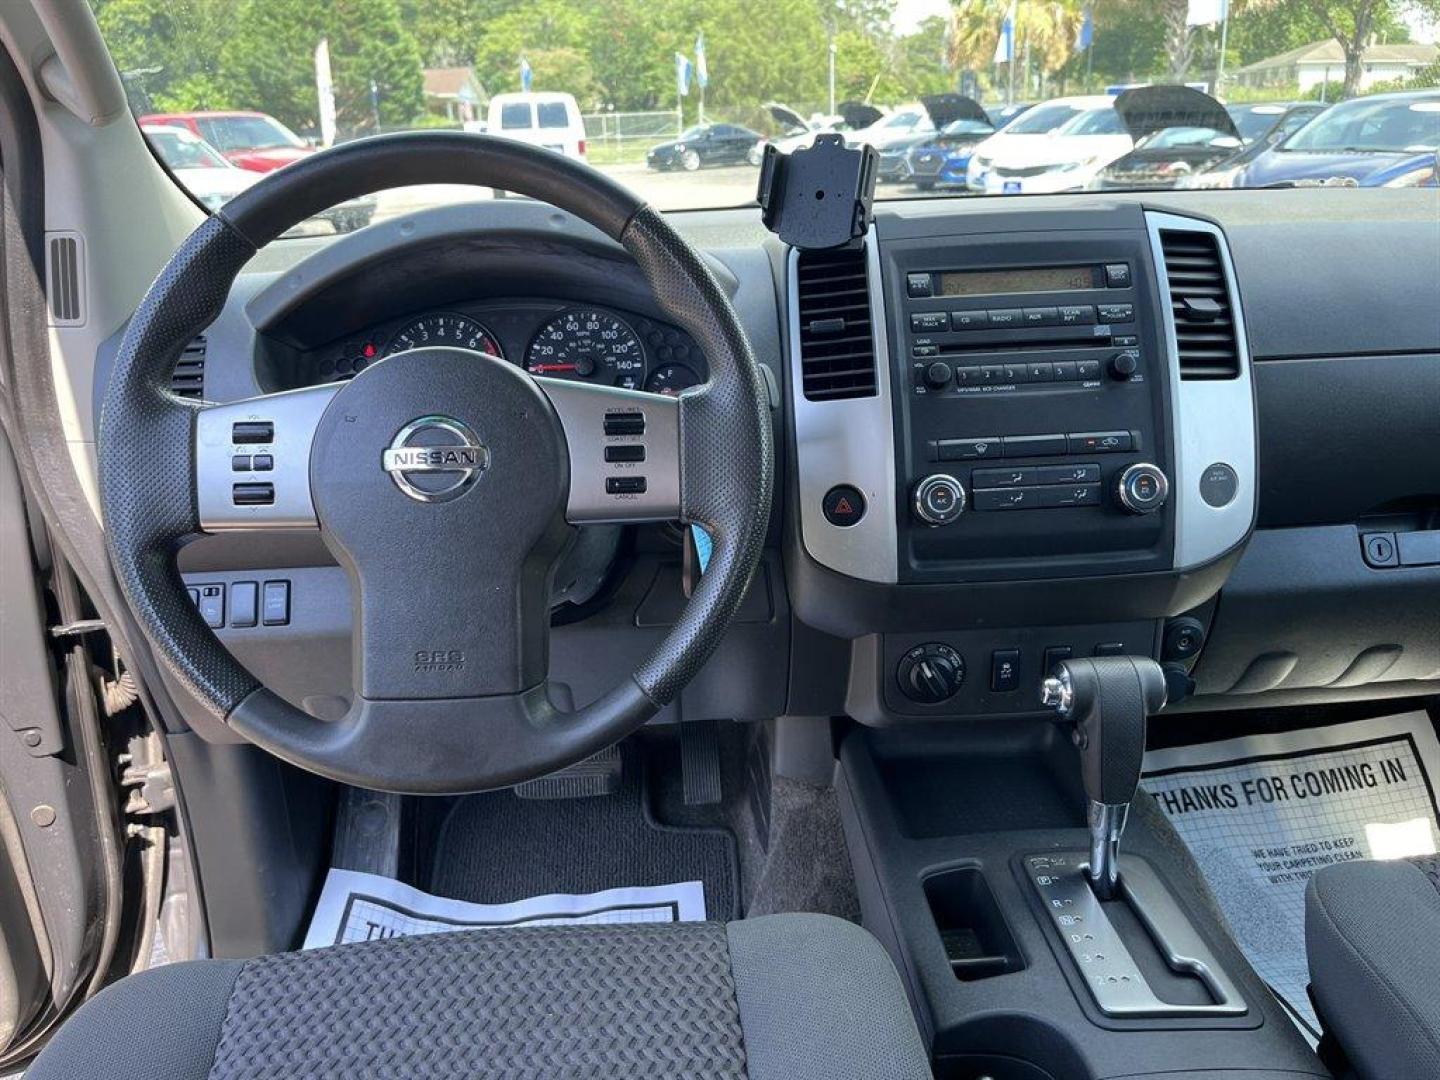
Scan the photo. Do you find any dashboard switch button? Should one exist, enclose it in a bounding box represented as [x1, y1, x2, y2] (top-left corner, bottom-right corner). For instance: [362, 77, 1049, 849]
[822, 485, 866, 527]
[603, 412, 645, 436]
[604, 445, 645, 463]
[232, 421, 273, 444]
[913, 474, 966, 526]
[990, 649, 1020, 692]
[230, 582, 259, 629]
[262, 581, 290, 626]
[232, 482, 275, 506]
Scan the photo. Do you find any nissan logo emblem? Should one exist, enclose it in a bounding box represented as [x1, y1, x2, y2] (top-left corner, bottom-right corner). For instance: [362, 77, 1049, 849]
[381, 416, 488, 503]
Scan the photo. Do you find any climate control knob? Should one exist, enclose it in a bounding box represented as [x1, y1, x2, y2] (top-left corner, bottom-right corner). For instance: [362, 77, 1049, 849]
[898, 645, 965, 704]
[1116, 463, 1170, 514]
[913, 474, 966, 526]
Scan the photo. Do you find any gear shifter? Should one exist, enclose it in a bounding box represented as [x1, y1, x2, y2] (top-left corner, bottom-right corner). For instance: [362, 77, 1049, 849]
[1041, 656, 1167, 899]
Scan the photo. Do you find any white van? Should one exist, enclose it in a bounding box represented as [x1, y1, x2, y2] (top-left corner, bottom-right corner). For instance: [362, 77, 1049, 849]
[486, 92, 587, 161]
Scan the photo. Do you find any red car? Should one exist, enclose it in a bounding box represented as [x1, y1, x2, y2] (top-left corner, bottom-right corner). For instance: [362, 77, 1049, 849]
[139, 110, 377, 231]
[138, 110, 313, 173]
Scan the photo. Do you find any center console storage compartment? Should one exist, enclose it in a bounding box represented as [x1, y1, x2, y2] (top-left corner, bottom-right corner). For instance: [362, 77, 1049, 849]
[836, 724, 1327, 1080]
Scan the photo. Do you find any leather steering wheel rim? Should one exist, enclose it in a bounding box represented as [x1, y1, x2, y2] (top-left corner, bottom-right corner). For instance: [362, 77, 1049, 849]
[99, 131, 773, 794]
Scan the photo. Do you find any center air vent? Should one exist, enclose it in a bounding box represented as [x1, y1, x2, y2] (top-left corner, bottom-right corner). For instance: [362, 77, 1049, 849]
[170, 337, 208, 399]
[795, 246, 877, 400]
[1159, 229, 1240, 379]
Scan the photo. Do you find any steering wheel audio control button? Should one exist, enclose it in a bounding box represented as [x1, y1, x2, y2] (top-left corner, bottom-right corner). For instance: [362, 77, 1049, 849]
[913, 474, 966, 526]
[822, 485, 866, 527]
[232, 482, 275, 506]
[232, 421, 273, 444]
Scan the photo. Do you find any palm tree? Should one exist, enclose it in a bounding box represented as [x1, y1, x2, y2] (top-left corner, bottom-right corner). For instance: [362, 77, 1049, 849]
[948, 0, 1087, 96]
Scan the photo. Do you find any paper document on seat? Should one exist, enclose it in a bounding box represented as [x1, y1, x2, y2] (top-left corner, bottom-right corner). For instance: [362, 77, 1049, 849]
[1141, 711, 1440, 1034]
[303, 868, 706, 950]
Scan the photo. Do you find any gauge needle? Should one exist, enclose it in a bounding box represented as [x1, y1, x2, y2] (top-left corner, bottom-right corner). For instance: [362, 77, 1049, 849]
[529, 363, 579, 373]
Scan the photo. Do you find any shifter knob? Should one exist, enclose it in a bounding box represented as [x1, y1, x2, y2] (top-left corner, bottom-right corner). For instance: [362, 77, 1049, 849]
[1042, 656, 1167, 899]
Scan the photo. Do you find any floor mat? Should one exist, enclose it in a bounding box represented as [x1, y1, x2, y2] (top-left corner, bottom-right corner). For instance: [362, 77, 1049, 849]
[424, 746, 740, 920]
[1141, 709, 1440, 1033]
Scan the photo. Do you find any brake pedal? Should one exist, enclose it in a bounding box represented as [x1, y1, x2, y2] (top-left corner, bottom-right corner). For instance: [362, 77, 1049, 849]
[515, 743, 622, 799]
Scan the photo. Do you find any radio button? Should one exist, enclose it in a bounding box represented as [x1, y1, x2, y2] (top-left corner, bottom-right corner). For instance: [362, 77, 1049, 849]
[973, 466, 1037, 488]
[907, 273, 933, 298]
[1113, 334, 1139, 347]
[951, 310, 989, 330]
[911, 312, 949, 332]
[1058, 305, 1095, 326]
[1075, 359, 1102, 381]
[1023, 306, 1058, 327]
[938, 437, 1000, 461]
[1052, 360, 1079, 382]
[1097, 303, 1135, 323]
[979, 365, 1006, 384]
[986, 307, 1023, 327]
[1038, 463, 1101, 484]
[953, 365, 980, 386]
[1000, 363, 1026, 384]
[1003, 434, 1067, 458]
[1104, 263, 1132, 288]
[1068, 431, 1133, 454]
[1027, 362, 1054, 382]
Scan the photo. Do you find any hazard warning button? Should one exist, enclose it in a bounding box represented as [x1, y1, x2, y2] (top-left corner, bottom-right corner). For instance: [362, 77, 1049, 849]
[822, 485, 866, 527]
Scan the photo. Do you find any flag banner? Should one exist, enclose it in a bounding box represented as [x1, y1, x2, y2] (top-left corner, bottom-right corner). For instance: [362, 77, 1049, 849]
[1077, 9, 1094, 51]
[695, 32, 709, 89]
[314, 38, 336, 148]
[1186, 0, 1225, 27]
[520, 56, 533, 93]
[994, 3, 1016, 64]
[675, 52, 692, 97]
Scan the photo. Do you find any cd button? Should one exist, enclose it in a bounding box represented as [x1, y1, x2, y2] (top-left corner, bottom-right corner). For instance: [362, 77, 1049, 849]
[951, 310, 989, 330]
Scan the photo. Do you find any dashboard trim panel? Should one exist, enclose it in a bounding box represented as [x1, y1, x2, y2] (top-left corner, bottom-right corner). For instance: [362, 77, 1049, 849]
[788, 235, 900, 584]
[1146, 211, 1258, 571]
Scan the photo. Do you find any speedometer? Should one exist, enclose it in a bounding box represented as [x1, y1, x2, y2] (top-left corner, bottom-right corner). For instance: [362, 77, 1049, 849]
[526, 309, 645, 389]
[385, 313, 503, 358]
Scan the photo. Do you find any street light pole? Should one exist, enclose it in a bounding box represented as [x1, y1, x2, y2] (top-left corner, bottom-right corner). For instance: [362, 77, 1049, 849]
[1215, 0, 1231, 96]
[828, 25, 837, 117]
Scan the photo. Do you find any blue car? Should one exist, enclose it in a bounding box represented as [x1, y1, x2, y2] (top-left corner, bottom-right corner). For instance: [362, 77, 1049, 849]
[1237, 90, 1440, 188]
[904, 118, 997, 190]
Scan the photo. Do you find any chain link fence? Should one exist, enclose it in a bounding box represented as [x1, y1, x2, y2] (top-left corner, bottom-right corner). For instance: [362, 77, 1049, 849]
[581, 110, 681, 164]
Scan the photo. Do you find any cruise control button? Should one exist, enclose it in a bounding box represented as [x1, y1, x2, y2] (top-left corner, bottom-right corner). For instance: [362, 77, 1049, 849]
[605, 476, 648, 494]
[1068, 431, 1132, 454]
[938, 437, 1000, 461]
[822, 485, 866, 527]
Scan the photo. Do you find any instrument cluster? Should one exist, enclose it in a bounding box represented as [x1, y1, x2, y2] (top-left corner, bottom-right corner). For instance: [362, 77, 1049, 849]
[302, 301, 706, 396]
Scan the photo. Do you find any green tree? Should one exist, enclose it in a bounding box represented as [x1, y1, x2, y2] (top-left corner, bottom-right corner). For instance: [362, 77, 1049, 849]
[219, 0, 425, 132]
[1249, 0, 1437, 96]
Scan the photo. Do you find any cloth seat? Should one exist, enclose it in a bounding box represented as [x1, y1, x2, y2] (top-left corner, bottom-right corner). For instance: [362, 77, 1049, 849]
[1305, 856, 1440, 1080]
[28, 913, 931, 1079]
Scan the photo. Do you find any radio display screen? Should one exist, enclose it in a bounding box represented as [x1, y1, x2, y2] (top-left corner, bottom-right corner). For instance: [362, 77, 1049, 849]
[937, 265, 1102, 297]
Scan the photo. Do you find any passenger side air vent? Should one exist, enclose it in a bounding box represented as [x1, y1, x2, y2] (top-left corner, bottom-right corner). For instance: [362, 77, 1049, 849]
[170, 337, 208, 399]
[46, 233, 85, 326]
[1159, 229, 1240, 379]
[795, 246, 877, 400]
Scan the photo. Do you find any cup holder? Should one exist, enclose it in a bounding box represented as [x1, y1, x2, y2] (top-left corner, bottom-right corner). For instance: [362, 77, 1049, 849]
[925, 866, 1025, 981]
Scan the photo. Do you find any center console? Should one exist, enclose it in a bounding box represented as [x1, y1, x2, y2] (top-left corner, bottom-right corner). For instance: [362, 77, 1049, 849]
[785, 203, 1258, 723]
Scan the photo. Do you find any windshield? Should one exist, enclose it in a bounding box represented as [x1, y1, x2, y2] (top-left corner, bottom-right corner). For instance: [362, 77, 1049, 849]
[195, 115, 305, 152]
[1003, 103, 1086, 135]
[1283, 95, 1440, 153]
[145, 128, 231, 169]
[95, 0, 1440, 223]
[1059, 108, 1126, 136]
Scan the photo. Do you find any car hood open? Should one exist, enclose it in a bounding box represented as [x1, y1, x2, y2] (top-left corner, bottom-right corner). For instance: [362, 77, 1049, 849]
[920, 94, 990, 129]
[764, 102, 811, 134]
[1114, 85, 1239, 142]
[837, 101, 884, 130]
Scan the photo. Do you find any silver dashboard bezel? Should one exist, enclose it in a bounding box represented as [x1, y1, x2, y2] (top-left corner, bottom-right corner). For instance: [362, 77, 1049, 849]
[787, 234, 900, 584]
[1145, 211, 1258, 571]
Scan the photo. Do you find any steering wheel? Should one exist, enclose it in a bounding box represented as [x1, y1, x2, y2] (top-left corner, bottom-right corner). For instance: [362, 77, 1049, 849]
[99, 132, 773, 794]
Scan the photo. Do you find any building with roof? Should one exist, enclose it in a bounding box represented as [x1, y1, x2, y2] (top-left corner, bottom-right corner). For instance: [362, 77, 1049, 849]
[423, 67, 487, 123]
[1232, 40, 1438, 93]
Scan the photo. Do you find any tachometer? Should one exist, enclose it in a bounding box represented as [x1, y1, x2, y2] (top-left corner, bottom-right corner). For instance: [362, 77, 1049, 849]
[526, 309, 645, 389]
[385, 313, 503, 358]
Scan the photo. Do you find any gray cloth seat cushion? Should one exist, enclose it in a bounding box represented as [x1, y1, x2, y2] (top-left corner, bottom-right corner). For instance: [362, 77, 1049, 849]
[28, 913, 930, 1079]
[1305, 856, 1440, 1080]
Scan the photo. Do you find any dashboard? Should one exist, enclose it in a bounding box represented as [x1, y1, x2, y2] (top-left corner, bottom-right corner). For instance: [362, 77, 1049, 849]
[287, 301, 708, 396]
[105, 190, 1439, 743]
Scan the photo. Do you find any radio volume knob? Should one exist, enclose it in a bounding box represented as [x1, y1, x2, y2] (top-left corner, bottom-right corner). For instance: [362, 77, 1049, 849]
[913, 474, 966, 526]
[1109, 348, 1140, 379]
[1116, 463, 1169, 514]
[924, 361, 953, 390]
